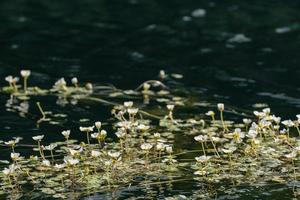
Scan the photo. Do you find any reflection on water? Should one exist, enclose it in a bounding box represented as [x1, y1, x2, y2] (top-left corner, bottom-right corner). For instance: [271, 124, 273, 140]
[0, 0, 300, 199]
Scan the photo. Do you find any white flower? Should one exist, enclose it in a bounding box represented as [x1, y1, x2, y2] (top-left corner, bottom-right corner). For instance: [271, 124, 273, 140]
[195, 155, 211, 163]
[127, 108, 139, 115]
[282, 120, 294, 127]
[124, 101, 133, 108]
[91, 150, 101, 158]
[166, 146, 173, 154]
[247, 130, 258, 138]
[205, 111, 215, 116]
[222, 146, 237, 154]
[137, 124, 150, 132]
[262, 108, 271, 115]
[45, 143, 57, 151]
[79, 126, 94, 132]
[243, 118, 252, 125]
[32, 135, 44, 141]
[156, 142, 165, 151]
[104, 160, 112, 167]
[95, 121, 102, 130]
[71, 77, 78, 85]
[69, 147, 82, 156]
[167, 104, 175, 111]
[92, 130, 107, 140]
[115, 129, 126, 138]
[2, 164, 17, 176]
[159, 70, 166, 79]
[141, 143, 153, 151]
[143, 83, 151, 90]
[42, 159, 51, 167]
[5, 76, 19, 83]
[5, 137, 22, 146]
[273, 116, 281, 124]
[64, 158, 79, 166]
[253, 111, 265, 118]
[100, 130, 107, 137]
[20, 70, 31, 78]
[232, 128, 245, 143]
[217, 103, 224, 111]
[194, 170, 208, 176]
[194, 135, 208, 142]
[85, 83, 93, 90]
[53, 78, 67, 90]
[108, 151, 121, 159]
[154, 132, 161, 138]
[54, 163, 66, 169]
[62, 130, 70, 139]
[11, 153, 20, 160]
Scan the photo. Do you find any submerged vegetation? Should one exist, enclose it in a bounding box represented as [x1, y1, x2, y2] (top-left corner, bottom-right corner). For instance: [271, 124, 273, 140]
[0, 70, 299, 199]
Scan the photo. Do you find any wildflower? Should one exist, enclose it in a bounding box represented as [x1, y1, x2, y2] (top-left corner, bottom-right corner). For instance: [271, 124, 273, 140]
[20, 70, 31, 78]
[262, 108, 271, 115]
[69, 147, 82, 157]
[5, 76, 19, 91]
[85, 82, 93, 90]
[20, 70, 31, 92]
[281, 120, 294, 127]
[44, 143, 57, 151]
[115, 128, 126, 138]
[71, 77, 78, 87]
[194, 135, 208, 142]
[222, 146, 237, 154]
[42, 159, 51, 167]
[79, 126, 94, 132]
[91, 130, 107, 140]
[53, 78, 67, 91]
[127, 108, 139, 115]
[124, 101, 133, 108]
[2, 164, 17, 176]
[243, 118, 252, 125]
[141, 143, 153, 151]
[62, 130, 71, 139]
[95, 121, 102, 130]
[32, 135, 44, 141]
[206, 111, 215, 121]
[253, 111, 265, 118]
[194, 170, 208, 176]
[247, 129, 258, 138]
[108, 151, 121, 159]
[10, 152, 20, 161]
[159, 70, 167, 79]
[167, 104, 175, 111]
[217, 103, 224, 112]
[156, 142, 165, 151]
[91, 150, 101, 158]
[166, 146, 173, 154]
[64, 158, 80, 166]
[80, 126, 94, 145]
[195, 155, 211, 163]
[232, 128, 245, 143]
[54, 163, 66, 169]
[143, 83, 151, 91]
[154, 132, 161, 138]
[137, 124, 150, 132]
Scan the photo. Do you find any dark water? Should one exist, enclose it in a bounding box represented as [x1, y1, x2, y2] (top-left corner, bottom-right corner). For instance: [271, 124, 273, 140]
[0, 0, 300, 199]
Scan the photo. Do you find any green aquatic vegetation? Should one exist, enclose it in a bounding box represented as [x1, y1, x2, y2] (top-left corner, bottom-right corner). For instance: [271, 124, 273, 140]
[0, 70, 300, 199]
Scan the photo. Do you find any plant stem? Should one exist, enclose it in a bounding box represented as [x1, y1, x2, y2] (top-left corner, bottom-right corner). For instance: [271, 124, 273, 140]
[36, 102, 46, 119]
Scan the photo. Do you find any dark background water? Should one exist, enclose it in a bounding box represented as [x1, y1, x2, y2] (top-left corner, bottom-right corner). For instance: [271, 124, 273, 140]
[0, 0, 299, 199]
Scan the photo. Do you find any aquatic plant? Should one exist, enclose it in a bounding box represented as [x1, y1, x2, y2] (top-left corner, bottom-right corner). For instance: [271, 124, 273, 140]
[0, 70, 299, 199]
